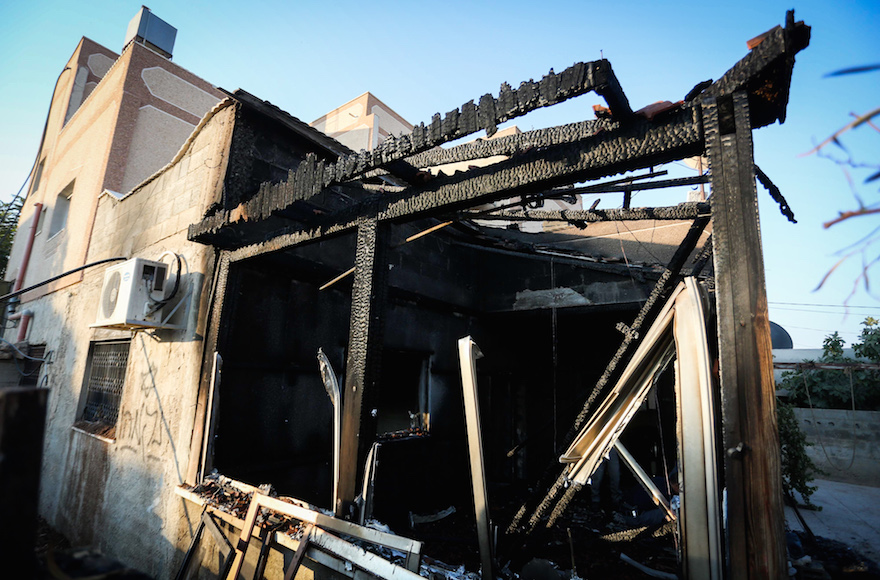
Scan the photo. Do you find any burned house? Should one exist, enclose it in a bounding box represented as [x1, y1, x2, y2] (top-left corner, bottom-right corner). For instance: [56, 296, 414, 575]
[2, 8, 810, 579]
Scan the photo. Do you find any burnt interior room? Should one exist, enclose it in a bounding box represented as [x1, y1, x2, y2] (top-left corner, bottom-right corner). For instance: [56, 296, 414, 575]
[211, 214, 685, 527]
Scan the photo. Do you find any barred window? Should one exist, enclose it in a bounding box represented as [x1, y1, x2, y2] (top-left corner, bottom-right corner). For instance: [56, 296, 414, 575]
[81, 340, 131, 426]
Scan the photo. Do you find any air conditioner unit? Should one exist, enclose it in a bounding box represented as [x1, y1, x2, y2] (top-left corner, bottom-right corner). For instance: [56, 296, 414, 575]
[92, 258, 181, 330]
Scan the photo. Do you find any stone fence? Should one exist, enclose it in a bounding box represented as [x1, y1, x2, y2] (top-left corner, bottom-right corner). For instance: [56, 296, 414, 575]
[793, 408, 880, 487]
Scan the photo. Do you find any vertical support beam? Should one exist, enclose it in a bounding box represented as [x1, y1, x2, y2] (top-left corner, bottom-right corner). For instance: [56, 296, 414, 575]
[339, 216, 388, 512]
[458, 337, 494, 580]
[199, 352, 223, 482]
[186, 250, 228, 484]
[704, 93, 786, 579]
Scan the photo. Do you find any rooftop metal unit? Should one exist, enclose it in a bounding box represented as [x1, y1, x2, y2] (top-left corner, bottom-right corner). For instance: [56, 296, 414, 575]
[125, 6, 176, 59]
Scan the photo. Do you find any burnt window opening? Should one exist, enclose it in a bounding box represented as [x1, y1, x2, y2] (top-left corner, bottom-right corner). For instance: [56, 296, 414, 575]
[206, 216, 658, 518]
[78, 339, 131, 431]
[211, 232, 356, 506]
[375, 349, 430, 435]
[48, 181, 74, 238]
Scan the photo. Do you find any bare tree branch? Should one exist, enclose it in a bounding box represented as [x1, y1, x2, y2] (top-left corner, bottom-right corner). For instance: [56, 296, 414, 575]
[803, 107, 880, 156]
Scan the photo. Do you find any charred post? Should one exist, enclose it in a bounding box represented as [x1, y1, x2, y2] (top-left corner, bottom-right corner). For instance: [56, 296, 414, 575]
[339, 217, 389, 515]
[705, 92, 786, 579]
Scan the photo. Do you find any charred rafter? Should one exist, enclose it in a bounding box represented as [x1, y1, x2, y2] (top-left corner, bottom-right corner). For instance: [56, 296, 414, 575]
[196, 61, 631, 228]
[404, 118, 615, 169]
[190, 16, 810, 249]
[462, 175, 709, 220]
[467, 203, 710, 223]
[196, 106, 703, 252]
[698, 11, 810, 127]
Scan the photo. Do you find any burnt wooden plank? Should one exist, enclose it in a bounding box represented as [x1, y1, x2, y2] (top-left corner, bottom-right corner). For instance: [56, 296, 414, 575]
[705, 92, 785, 579]
[283, 525, 313, 580]
[209, 108, 702, 256]
[469, 203, 709, 223]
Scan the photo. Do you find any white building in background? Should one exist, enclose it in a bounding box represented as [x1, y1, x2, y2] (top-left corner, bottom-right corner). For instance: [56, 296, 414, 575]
[311, 92, 413, 152]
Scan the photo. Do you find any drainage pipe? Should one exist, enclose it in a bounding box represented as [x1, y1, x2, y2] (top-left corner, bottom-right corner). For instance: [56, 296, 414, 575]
[13, 203, 42, 295]
[8, 309, 34, 343]
[8, 203, 42, 341]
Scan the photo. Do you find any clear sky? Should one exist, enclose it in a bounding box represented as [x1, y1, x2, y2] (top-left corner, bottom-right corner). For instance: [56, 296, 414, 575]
[1, 0, 878, 348]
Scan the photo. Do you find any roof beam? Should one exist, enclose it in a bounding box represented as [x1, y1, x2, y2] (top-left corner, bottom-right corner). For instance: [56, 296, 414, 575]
[196, 61, 632, 227]
[466, 203, 710, 223]
[404, 118, 614, 169]
[197, 106, 702, 253]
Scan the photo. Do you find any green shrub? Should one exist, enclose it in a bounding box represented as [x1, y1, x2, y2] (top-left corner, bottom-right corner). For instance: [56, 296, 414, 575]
[780, 319, 880, 411]
[777, 398, 823, 507]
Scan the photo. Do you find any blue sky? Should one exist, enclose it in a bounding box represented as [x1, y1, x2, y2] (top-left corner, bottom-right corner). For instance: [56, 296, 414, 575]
[1, 0, 878, 348]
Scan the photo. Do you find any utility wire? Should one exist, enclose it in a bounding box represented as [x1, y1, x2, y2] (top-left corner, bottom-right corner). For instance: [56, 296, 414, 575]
[771, 306, 880, 315]
[769, 301, 879, 309]
[0, 256, 127, 303]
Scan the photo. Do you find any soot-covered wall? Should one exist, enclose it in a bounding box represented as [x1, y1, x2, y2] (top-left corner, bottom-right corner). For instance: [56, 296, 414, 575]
[213, 219, 643, 513]
[213, 233, 356, 506]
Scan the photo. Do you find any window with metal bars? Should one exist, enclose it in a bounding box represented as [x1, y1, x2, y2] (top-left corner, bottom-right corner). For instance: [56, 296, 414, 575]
[80, 340, 131, 426]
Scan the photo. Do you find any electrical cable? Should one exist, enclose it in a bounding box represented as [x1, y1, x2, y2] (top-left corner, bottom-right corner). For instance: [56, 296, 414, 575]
[771, 306, 879, 315]
[769, 301, 879, 310]
[147, 252, 182, 314]
[0, 337, 48, 361]
[0, 256, 127, 303]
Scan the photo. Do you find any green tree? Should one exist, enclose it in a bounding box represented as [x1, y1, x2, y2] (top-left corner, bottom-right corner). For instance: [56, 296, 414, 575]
[0, 197, 22, 280]
[780, 318, 880, 410]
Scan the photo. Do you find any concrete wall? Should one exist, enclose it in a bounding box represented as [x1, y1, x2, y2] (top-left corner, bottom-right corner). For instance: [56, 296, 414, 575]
[22, 102, 236, 577]
[793, 408, 880, 487]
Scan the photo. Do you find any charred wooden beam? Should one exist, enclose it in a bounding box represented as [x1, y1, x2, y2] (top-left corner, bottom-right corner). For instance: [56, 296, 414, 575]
[460, 171, 676, 217]
[190, 16, 809, 249]
[211, 106, 703, 257]
[699, 11, 810, 128]
[465, 203, 710, 223]
[403, 118, 615, 169]
[575, 175, 708, 195]
[338, 217, 389, 512]
[754, 164, 796, 223]
[194, 61, 630, 229]
[705, 92, 786, 579]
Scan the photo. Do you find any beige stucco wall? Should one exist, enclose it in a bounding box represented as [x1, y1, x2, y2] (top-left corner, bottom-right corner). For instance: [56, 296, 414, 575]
[23, 102, 235, 577]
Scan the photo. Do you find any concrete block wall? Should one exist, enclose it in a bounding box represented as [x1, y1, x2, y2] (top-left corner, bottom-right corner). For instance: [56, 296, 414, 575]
[793, 408, 880, 487]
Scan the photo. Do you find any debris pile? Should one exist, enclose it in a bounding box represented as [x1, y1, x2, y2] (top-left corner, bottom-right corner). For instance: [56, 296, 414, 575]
[187, 474, 256, 520]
